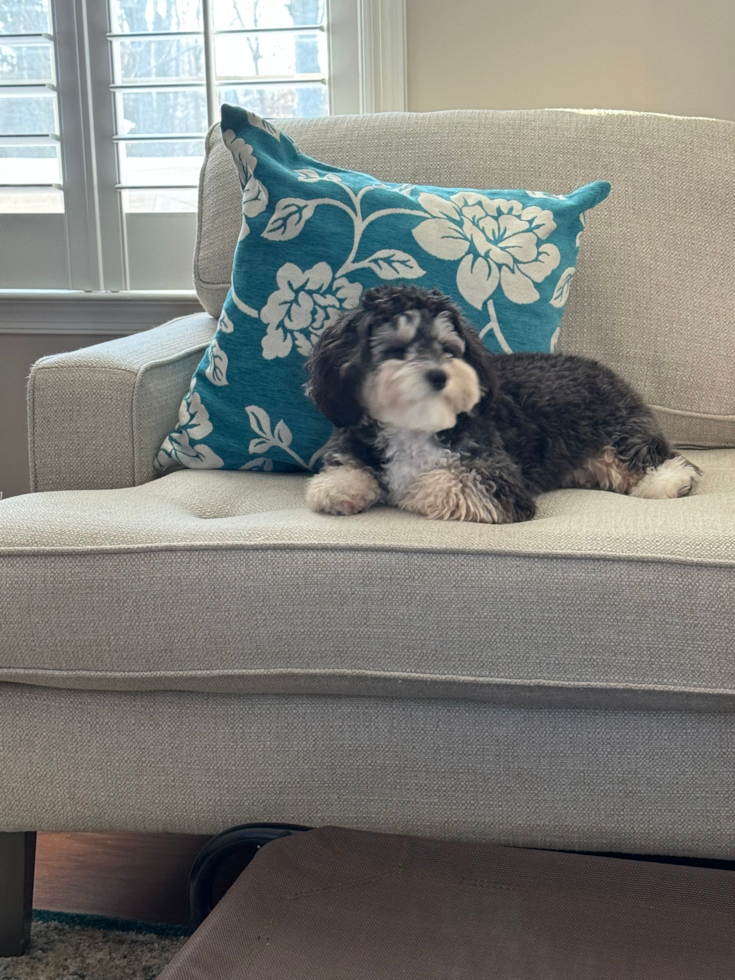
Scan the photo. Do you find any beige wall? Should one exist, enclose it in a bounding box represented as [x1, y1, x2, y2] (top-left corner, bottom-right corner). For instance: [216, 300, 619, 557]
[406, 0, 735, 121]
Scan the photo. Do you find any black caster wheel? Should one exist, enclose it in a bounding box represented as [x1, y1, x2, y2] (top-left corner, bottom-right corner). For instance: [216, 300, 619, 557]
[188, 823, 309, 930]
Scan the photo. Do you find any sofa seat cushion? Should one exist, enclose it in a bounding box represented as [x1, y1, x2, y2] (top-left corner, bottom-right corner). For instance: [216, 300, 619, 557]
[0, 448, 733, 710]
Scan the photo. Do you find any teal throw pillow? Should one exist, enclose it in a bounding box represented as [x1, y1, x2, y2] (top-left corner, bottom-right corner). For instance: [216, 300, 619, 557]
[157, 105, 610, 474]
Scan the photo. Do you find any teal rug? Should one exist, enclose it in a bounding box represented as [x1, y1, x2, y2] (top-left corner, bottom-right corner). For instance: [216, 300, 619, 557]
[0, 911, 188, 980]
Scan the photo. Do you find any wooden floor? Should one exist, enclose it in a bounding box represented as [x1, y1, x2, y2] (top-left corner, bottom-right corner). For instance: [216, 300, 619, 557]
[34, 833, 209, 924]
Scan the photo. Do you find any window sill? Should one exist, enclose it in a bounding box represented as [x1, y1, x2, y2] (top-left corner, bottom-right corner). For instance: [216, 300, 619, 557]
[0, 290, 204, 335]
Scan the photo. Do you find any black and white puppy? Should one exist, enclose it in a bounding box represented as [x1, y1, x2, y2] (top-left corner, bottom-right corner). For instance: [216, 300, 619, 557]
[305, 285, 700, 523]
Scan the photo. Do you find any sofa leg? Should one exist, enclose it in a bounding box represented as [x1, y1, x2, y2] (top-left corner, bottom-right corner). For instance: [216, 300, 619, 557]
[0, 832, 36, 956]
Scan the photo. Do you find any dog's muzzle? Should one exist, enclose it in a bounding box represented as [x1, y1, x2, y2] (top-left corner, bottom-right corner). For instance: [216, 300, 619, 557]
[361, 358, 480, 432]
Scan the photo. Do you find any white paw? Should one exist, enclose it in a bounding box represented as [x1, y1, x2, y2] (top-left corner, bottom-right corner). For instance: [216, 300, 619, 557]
[630, 455, 701, 499]
[306, 466, 381, 516]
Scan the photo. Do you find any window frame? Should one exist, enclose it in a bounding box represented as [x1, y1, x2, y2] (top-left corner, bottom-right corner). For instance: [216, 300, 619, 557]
[0, 0, 406, 294]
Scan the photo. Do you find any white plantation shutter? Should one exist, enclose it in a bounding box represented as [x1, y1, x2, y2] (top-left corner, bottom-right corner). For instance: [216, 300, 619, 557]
[0, 1, 70, 286]
[0, 33, 62, 214]
[0, 0, 371, 291]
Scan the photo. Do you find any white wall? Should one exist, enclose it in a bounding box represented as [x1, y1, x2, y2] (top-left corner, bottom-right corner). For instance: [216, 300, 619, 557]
[406, 0, 735, 121]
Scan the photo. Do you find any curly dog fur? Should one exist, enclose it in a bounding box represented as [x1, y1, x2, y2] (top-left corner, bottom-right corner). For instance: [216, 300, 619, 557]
[304, 285, 700, 523]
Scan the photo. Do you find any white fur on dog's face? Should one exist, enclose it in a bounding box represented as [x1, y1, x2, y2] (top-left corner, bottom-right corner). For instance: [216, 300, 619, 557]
[360, 311, 481, 432]
[362, 358, 480, 431]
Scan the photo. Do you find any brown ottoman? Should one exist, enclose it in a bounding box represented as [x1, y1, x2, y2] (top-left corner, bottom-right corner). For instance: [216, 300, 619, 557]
[161, 827, 735, 980]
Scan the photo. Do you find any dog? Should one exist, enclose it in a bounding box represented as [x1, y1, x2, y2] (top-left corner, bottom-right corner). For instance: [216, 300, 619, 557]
[304, 285, 700, 523]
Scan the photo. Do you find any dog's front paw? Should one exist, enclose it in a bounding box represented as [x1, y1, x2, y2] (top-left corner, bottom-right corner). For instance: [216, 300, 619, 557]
[398, 468, 502, 523]
[306, 466, 381, 516]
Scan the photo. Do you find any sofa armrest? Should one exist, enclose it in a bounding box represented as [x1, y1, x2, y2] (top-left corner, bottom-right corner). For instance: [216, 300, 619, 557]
[28, 312, 216, 492]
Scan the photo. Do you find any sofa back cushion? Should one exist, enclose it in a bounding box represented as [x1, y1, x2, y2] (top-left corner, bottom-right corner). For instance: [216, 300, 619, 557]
[195, 108, 735, 448]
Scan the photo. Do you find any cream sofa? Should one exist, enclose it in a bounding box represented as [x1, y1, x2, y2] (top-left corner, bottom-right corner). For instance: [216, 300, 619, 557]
[1, 108, 734, 953]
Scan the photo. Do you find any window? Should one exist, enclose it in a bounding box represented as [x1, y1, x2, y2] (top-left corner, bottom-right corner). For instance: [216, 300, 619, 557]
[0, 1, 62, 214]
[0, 0, 403, 292]
[111, 0, 330, 217]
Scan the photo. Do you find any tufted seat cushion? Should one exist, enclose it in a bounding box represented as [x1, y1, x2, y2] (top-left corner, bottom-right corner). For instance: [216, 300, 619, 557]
[1, 448, 733, 710]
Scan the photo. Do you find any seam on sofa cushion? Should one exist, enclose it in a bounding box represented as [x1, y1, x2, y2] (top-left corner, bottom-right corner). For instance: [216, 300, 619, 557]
[28, 360, 39, 492]
[1, 668, 735, 713]
[29, 366, 138, 378]
[651, 404, 735, 422]
[0, 542, 732, 568]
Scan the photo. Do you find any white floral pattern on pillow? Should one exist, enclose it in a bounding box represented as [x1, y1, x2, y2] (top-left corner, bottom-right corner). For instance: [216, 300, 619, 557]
[260, 262, 362, 359]
[245, 405, 325, 471]
[203, 339, 228, 386]
[156, 384, 224, 471]
[412, 193, 561, 308]
[222, 129, 268, 240]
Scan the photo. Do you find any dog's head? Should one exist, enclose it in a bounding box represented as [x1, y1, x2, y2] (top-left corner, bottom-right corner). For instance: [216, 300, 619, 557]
[306, 285, 494, 431]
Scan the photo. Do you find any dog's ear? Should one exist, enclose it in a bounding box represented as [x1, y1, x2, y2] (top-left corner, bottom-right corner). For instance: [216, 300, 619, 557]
[445, 306, 497, 403]
[306, 309, 369, 428]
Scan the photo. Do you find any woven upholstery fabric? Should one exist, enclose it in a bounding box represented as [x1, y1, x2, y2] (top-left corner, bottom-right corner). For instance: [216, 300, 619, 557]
[160, 827, 735, 980]
[1, 448, 733, 708]
[195, 109, 735, 447]
[2, 683, 735, 858]
[28, 312, 216, 492]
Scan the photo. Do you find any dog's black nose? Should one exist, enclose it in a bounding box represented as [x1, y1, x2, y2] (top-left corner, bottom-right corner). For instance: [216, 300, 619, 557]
[426, 369, 447, 391]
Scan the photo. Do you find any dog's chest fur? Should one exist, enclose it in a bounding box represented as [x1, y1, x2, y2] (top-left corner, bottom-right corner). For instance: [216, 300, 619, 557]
[376, 427, 458, 504]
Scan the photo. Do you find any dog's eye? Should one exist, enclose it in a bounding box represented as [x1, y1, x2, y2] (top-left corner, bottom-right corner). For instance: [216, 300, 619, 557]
[384, 346, 406, 360]
[442, 345, 457, 357]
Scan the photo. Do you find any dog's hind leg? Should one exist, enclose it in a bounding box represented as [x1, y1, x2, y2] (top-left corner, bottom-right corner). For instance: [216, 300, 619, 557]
[628, 454, 701, 498]
[567, 444, 701, 499]
[614, 421, 702, 499]
[565, 448, 641, 493]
